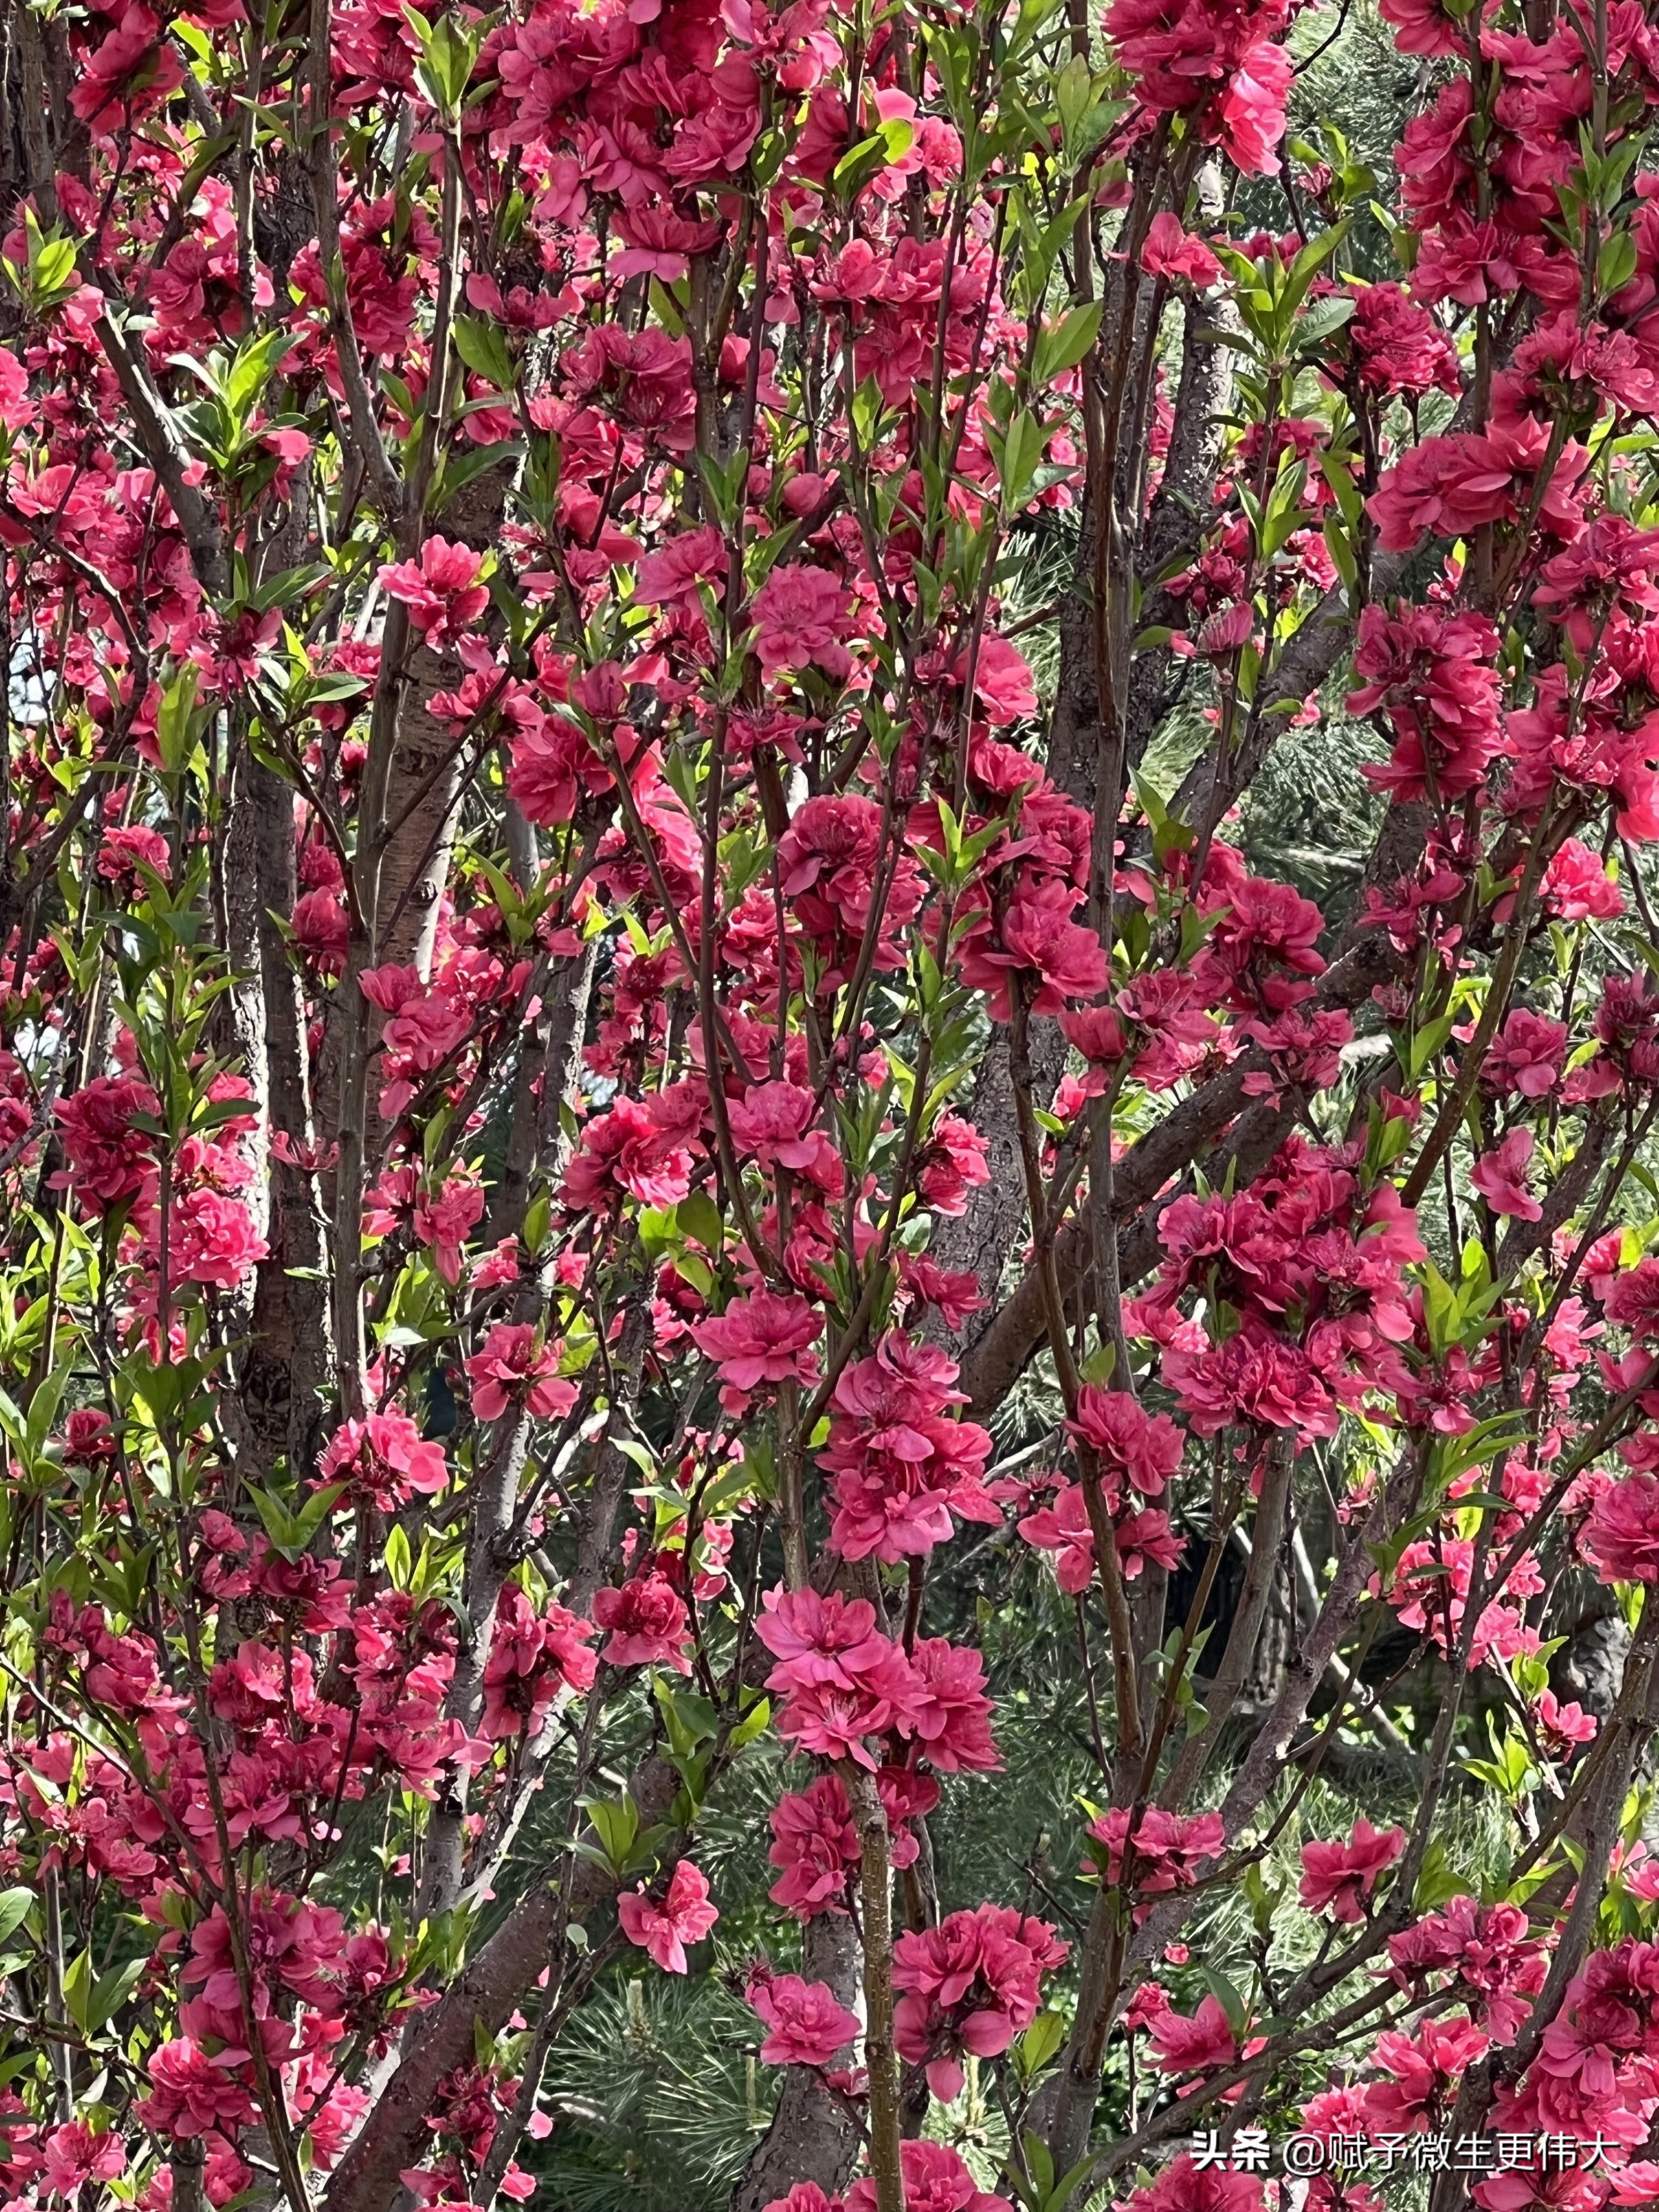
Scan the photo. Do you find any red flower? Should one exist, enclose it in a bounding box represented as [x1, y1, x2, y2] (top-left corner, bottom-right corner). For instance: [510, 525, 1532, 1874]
[745, 1969, 860, 2068]
[1141, 213, 1221, 286]
[1368, 427, 1588, 555]
[617, 1860, 719, 1974]
[377, 537, 490, 650]
[1584, 1473, 1659, 1584]
[319, 1413, 448, 1511]
[592, 1565, 692, 1672]
[845, 2141, 1011, 2212]
[1470, 1128, 1542, 1221]
[1542, 837, 1624, 922]
[955, 633, 1039, 723]
[1299, 1817, 1406, 1922]
[465, 1323, 577, 1423]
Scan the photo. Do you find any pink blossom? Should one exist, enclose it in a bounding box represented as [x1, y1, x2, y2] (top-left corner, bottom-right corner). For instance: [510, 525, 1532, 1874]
[768, 1774, 863, 1917]
[819, 1332, 995, 1562]
[1484, 1009, 1568, 1098]
[134, 2037, 257, 2139]
[1164, 1325, 1338, 1447]
[904, 1636, 1000, 1772]
[845, 2142, 1011, 2212]
[592, 1566, 693, 1672]
[1299, 1817, 1406, 1922]
[1141, 213, 1222, 285]
[1115, 2156, 1269, 2212]
[42, 2122, 125, 2197]
[893, 1905, 1067, 2100]
[758, 1588, 919, 1767]
[1362, 2014, 1489, 2133]
[0, 347, 35, 432]
[1018, 1480, 1098, 1594]
[1584, 1473, 1659, 1584]
[1067, 1388, 1185, 1496]
[617, 1860, 719, 1973]
[1534, 1687, 1598, 1756]
[465, 1323, 578, 1423]
[916, 1115, 990, 1216]
[1218, 38, 1292, 172]
[1347, 281, 1460, 399]
[745, 1970, 860, 2067]
[1542, 837, 1625, 922]
[563, 1090, 702, 1214]
[481, 1583, 596, 1738]
[97, 823, 170, 889]
[751, 564, 852, 678]
[961, 879, 1109, 1020]
[377, 537, 490, 650]
[1086, 1806, 1225, 1895]
[692, 1291, 822, 1399]
[54, 1076, 161, 1211]
[611, 206, 722, 281]
[1470, 1128, 1542, 1221]
[169, 1188, 268, 1288]
[319, 1413, 448, 1511]
[1368, 428, 1588, 555]
[1148, 1992, 1237, 2074]
[956, 634, 1039, 724]
[634, 526, 727, 610]
[71, 5, 183, 128]
[728, 1082, 841, 1191]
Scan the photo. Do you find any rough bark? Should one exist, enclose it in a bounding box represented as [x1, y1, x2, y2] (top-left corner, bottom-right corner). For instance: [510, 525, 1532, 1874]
[240, 752, 334, 1479]
[728, 1917, 864, 2212]
[956, 922, 1403, 1421]
[379, 462, 518, 967]
[322, 1752, 686, 2212]
[418, 942, 603, 1919]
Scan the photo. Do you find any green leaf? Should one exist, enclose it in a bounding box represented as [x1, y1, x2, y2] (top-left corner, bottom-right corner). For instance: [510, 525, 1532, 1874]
[1032, 301, 1102, 386]
[0, 1890, 35, 1947]
[1014, 2011, 1066, 2082]
[1200, 1963, 1248, 2039]
[674, 1189, 723, 1252]
[87, 1956, 147, 2034]
[452, 314, 515, 392]
[62, 1945, 93, 2034]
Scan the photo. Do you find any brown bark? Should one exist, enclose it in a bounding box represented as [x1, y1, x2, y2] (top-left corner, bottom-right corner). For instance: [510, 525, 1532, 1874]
[956, 924, 1402, 1423]
[240, 750, 334, 1479]
[323, 1751, 686, 2212]
[418, 941, 603, 1918]
[729, 1916, 865, 2212]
